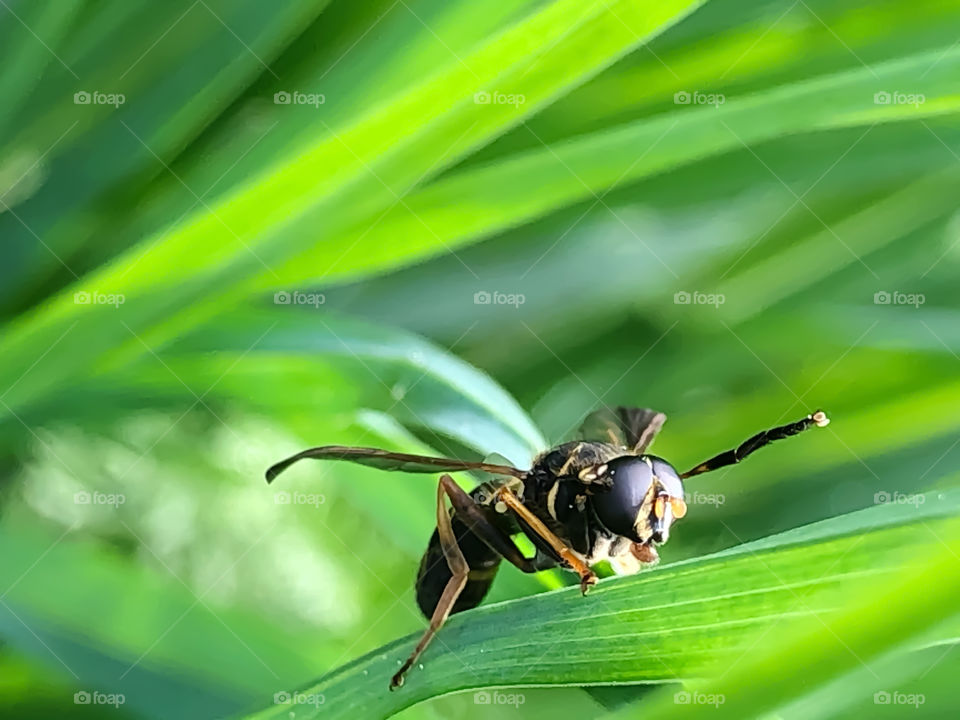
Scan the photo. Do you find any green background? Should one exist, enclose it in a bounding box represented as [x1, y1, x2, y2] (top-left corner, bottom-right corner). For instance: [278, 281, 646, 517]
[1, 1, 958, 718]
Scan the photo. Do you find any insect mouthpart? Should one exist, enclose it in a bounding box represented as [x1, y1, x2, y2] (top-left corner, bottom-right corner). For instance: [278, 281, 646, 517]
[630, 540, 660, 565]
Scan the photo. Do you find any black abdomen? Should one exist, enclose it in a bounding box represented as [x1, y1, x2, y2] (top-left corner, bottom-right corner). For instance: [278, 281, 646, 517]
[415, 498, 504, 618]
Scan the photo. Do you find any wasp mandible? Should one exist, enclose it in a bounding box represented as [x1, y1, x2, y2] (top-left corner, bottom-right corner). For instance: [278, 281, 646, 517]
[266, 406, 829, 689]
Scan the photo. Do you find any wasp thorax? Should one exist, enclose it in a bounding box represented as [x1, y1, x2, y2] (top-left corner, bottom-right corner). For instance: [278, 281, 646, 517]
[592, 456, 686, 545]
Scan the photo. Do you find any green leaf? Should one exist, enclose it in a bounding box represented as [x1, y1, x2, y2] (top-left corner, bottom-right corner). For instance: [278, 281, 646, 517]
[241, 491, 960, 719]
[0, 0, 708, 421]
[165, 309, 546, 465]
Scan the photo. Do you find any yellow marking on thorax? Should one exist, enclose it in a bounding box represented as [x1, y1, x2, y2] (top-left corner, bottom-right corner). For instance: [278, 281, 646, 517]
[546, 480, 560, 520]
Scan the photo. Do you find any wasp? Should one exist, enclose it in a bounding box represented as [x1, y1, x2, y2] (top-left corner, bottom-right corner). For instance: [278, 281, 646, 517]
[266, 406, 829, 689]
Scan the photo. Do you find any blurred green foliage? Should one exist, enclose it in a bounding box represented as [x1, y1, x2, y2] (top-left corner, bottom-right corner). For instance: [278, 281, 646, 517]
[1, 1, 958, 719]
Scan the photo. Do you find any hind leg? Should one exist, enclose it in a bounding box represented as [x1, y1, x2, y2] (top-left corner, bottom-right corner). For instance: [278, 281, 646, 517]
[393, 475, 558, 689]
[391, 476, 470, 690]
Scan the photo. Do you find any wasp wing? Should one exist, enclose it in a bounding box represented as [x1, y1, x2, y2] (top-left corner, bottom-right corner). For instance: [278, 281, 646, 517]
[265, 446, 525, 483]
[578, 406, 666, 454]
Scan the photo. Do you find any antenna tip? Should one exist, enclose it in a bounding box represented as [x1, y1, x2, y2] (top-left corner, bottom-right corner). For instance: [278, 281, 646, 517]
[811, 410, 830, 427]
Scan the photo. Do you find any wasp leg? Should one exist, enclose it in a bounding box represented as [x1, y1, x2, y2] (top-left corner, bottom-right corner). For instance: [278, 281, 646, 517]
[681, 410, 830, 479]
[493, 486, 598, 594]
[395, 476, 550, 689]
[439, 475, 541, 572]
[391, 475, 470, 691]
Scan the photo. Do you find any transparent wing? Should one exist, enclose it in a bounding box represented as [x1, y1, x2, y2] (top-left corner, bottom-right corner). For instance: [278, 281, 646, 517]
[266, 446, 525, 483]
[578, 407, 666, 453]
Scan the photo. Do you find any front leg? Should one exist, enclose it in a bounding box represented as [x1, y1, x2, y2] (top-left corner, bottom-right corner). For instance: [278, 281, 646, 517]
[494, 486, 598, 594]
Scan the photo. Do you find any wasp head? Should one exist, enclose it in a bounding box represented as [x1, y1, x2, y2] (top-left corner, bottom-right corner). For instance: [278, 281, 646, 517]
[591, 456, 687, 548]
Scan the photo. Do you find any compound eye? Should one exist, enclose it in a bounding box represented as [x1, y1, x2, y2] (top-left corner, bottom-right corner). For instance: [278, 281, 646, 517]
[591, 457, 654, 539]
[670, 497, 687, 519]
